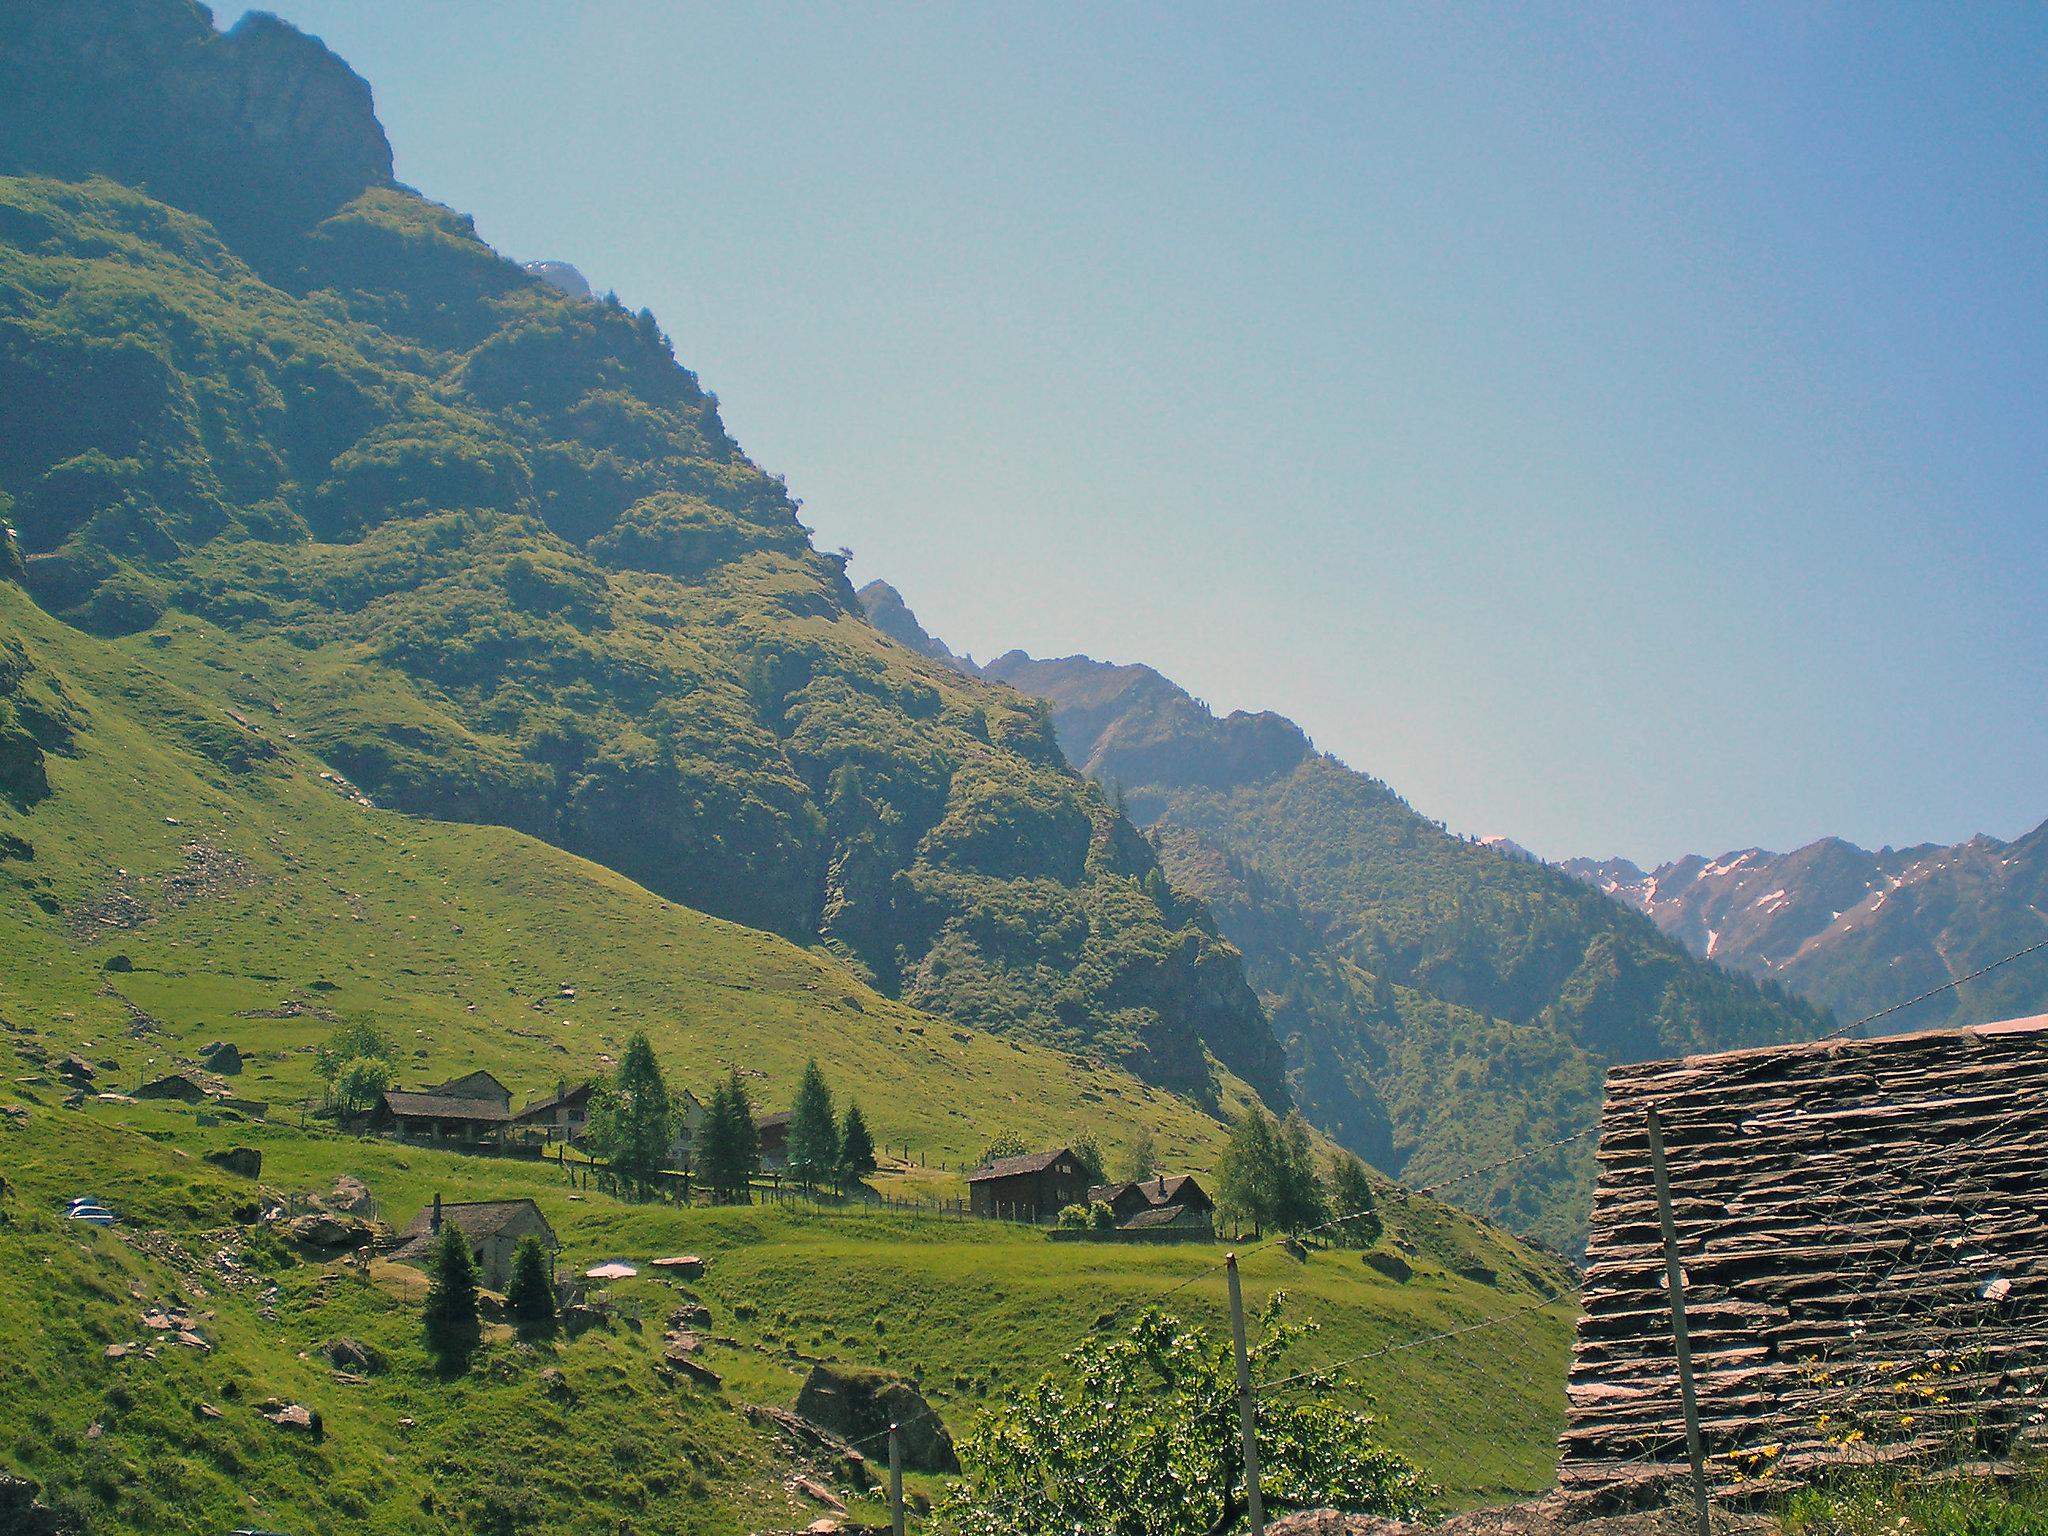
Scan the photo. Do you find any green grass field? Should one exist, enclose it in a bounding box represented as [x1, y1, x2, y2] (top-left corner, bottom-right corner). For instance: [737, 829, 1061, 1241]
[2, 583, 1577, 1532]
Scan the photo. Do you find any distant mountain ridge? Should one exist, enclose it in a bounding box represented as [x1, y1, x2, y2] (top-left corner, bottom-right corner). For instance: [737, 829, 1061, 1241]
[1562, 825, 2048, 1029]
[858, 581, 1826, 1252]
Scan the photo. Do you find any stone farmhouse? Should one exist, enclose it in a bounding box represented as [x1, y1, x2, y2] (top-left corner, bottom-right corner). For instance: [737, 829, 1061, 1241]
[391, 1194, 558, 1291]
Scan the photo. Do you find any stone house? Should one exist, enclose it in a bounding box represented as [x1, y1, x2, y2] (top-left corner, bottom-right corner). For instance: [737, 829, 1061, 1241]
[390, 1195, 558, 1292]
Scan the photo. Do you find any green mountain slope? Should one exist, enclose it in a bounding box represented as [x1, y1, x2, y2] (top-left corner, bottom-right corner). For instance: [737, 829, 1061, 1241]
[848, 603, 1829, 1253]
[0, 574, 1577, 1534]
[0, 0, 1282, 1106]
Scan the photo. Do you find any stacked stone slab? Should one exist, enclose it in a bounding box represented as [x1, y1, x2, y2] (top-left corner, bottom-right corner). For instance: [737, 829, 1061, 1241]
[1559, 1012, 2048, 1506]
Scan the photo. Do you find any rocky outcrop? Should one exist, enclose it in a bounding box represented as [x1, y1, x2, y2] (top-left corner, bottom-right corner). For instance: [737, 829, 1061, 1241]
[202, 1145, 260, 1177]
[856, 581, 973, 672]
[794, 1364, 957, 1473]
[0, 0, 394, 262]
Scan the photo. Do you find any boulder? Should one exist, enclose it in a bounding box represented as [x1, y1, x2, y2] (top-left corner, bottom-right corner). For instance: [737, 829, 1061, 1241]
[794, 1364, 957, 1473]
[204, 1146, 262, 1178]
[668, 1302, 712, 1330]
[284, 1211, 376, 1252]
[561, 1301, 609, 1339]
[199, 1041, 242, 1075]
[539, 1367, 571, 1399]
[327, 1173, 374, 1212]
[650, 1254, 705, 1277]
[324, 1336, 383, 1374]
[673, 1356, 722, 1388]
[55, 1054, 94, 1083]
[1363, 1251, 1413, 1283]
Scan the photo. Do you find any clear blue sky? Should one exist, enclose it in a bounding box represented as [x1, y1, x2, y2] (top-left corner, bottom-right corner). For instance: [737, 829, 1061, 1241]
[245, 3, 2046, 864]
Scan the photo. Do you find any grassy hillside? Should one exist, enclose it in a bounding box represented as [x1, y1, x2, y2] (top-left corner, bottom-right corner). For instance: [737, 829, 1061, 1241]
[0, 582, 1576, 1533]
[971, 649, 1831, 1254]
[0, 0, 1282, 1106]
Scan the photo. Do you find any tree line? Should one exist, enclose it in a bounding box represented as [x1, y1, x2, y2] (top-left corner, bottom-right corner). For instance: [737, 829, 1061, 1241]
[1217, 1104, 1381, 1246]
[587, 1033, 876, 1201]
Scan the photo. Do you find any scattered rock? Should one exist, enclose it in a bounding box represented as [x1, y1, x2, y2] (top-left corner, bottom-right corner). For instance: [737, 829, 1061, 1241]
[672, 1356, 722, 1388]
[204, 1146, 262, 1178]
[1363, 1251, 1413, 1283]
[669, 1302, 712, 1329]
[561, 1301, 609, 1339]
[663, 1332, 703, 1361]
[650, 1254, 705, 1278]
[56, 1054, 94, 1083]
[793, 1476, 846, 1512]
[174, 1330, 211, 1351]
[256, 1398, 315, 1431]
[327, 1173, 373, 1212]
[196, 1402, 223, 1420]
[539, 1366, 571, 1399]
[103, 1342, 132, 1360]
[199, 1041, 242, 1075]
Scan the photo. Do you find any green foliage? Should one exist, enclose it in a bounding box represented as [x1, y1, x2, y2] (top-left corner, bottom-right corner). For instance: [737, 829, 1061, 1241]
[1217, 1107, 1327, 1236]
[1119, 1127, 1160, 1183]
[1779, 1467, 2048, 1536]
[1276, 1111, 1330, 1235]
[1090, 1200, 1118, 1232]
[505, 1234, 556, 1332]
[1071, 1134, 1107, 1187]
[329, 1054, 394, 1118]
[1327, 1155, 1382, 1248]
[980, 1131, 1029, 1166]
[838, 1101, 877, 1185]
[314, 1018, 393, 1115]
[1057, 1203, 1089, 1230]
[698, 1069, 761, 1202]
[938, 1305, 1424, 1535]
[786, 1058, 838, 1189]
[423, 1221, 480, 1359]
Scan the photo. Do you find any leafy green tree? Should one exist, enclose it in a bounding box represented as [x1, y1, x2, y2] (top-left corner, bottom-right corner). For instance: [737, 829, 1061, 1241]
[1057, 1203, 1089, 1230]
[837, 1101, 877, 1188]
[1118, 1128, 1160, 1184]
[1276, 1111, 1331, 1235]
[938, 1305, 1423, 1534]
[330, 1054, 395, 1118]
[698, 1070, 760, 1202]
[506, 1234, 556, 1332]
[979, 1130, 1029, 1166]
[1217, 1105, 1284, 1236]
[1327, 1154, 1383, 1248]
[785, 1059, 838, 1190]
[316, 1019, 393, 1115]
[1089, 1200, 1117, 1232]
[585, 1032, 674, 1197]
[1070, 1135, 1107, 1187]
[423, 1221, 479, 1359]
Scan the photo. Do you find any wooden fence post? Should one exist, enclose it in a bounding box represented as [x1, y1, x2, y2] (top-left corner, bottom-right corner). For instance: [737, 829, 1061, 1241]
[889, 1420, 905, 1536]
[1647, 1105, 1712, 1536]
[1226, 1253, 1266, 1536]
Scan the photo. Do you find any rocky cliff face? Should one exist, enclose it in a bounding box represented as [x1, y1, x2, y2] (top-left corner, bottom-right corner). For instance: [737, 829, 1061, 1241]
[1564, 821, 2048, 1029]
[0, 1, 392, 266]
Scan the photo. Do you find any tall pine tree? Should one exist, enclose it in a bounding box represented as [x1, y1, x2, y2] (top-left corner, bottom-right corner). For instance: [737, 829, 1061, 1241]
[838, 1101, 877, 1190]
[586, 1032, 674, 1197]
[785, 1059, 838, 1190]
[698, 1071, 761, 1202]
[424, 1220, 479, 1358]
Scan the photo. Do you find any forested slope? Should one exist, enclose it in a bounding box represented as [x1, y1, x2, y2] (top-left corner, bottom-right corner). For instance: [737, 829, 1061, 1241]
[0, 0, 1283, 1106]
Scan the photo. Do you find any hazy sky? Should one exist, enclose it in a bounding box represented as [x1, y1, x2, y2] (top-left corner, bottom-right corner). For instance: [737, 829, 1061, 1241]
[246, 3, 2046, 863]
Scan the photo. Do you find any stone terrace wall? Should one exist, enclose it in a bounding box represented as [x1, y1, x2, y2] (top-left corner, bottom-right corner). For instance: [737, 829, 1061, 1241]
[1559, 1014, 2048, 1506]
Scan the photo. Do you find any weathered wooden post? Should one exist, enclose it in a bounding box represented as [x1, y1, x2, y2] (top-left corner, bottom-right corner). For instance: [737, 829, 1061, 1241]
[1646, 1105, 1711, 1536]
[1225, 1253, 1266, 1536]
[888, 1420, 906, 1536]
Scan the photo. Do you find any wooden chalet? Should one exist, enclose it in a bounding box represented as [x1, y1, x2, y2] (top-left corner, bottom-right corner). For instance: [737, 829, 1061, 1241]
[1087, 1173, 1215, 1234]
[1559, 1010, 2048, 1507]
[371, 1069, 514, 1146]
[966, 1147, 1090, 1222]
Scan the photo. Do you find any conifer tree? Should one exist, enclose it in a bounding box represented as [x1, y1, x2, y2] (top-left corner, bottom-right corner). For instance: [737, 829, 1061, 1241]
[699, 1070, 761, 1202]
[1328, 1153, 1383, 1248]
[506, 1234, 557, 1331]
[423, 1220, 479, 1356]
[786, 1059, 839, 1190]
[838, 1101, 877, 1189]
[586, 1031, 674, 1198]
[1277, 1111, 1331, 1235]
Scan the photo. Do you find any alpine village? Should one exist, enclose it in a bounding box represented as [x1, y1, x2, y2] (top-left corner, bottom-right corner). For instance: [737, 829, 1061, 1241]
[1, 6, 2043, 1536]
